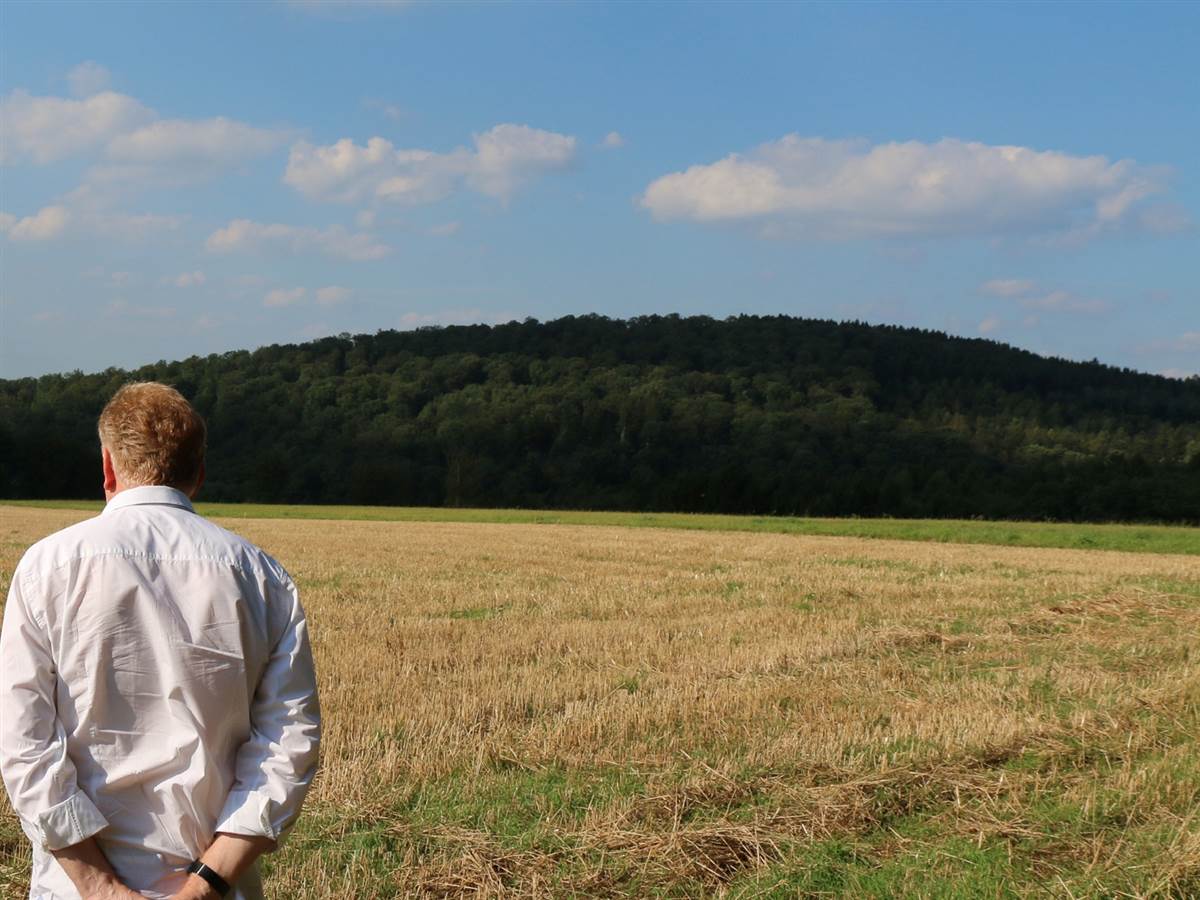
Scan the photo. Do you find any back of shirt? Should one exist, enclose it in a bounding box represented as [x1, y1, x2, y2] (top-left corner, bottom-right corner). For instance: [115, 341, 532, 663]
[0, 487, 320, 900]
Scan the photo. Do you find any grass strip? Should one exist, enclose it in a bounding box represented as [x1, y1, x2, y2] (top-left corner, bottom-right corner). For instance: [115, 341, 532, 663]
[3, 499, 1197, 556]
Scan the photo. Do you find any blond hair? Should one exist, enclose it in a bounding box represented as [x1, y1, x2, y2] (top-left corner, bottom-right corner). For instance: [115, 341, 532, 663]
[97, 382, 206, 488]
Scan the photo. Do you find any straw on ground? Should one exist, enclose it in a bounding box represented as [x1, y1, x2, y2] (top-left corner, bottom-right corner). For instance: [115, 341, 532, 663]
[1, 506, 1198, 897]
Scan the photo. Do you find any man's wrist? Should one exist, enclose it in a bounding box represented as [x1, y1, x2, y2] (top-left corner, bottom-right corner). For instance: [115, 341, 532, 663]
[48, 836, 134, 900]
[86, 880, 138, 900]
[179, 873, 222, 900]
[186, 859, 231, 896]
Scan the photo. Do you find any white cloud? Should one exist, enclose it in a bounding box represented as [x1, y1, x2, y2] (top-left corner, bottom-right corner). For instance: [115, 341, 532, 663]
[283, 123, 577, 205]
[3, 72, 290, 218]
[978, 317, 1002, 335]
[106, 298, 175, 318]
[264, 287, 307, 308]
[0, 89, 152, 164]
[174, 270, 207, 288]
[1160, 368, 1198, 380]
[67, 62, 112, 98]
[105, 117, 288, 165]
[980, 278, 1035, 298]
[979, 278, 1110, 316]
[428, 221, 461, 237]
[601, 131, 625, 149]
[468, 124, 577, 199]
[87, 117, 291, 191]
[1018, 290, 1109, 314]
[355, 209, 377, 229]
[0, 205, 70, 240]
[206, 218, 391, 261]
[284, 136, 435, 204]
[640, 135, 1174, 241]
[315, 285, 352, 306]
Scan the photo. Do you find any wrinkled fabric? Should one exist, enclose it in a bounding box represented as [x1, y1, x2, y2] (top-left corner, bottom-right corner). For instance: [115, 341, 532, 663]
[0, 486, 320, 900]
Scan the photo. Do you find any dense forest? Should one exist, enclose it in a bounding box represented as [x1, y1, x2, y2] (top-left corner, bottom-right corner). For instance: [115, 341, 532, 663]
[2, 314, 1198, 521]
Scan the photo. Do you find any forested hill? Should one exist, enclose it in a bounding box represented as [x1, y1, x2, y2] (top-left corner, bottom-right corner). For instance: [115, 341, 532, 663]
[2, 314, 1199, 521]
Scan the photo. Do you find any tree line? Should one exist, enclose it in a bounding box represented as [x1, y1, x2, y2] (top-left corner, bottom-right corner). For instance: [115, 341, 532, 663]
[2, 314, 1198, 521]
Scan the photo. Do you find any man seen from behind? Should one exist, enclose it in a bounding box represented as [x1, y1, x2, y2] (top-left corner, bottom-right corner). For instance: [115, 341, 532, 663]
[1, 382, 321, 899]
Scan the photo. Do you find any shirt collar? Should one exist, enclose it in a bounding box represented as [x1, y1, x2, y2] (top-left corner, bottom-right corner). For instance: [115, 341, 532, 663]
[102, 485, 196, 516]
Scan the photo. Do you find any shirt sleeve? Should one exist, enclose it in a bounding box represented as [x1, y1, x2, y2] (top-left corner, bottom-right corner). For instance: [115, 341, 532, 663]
[214, 575, 320, 845]
[0, 568, 109, 850]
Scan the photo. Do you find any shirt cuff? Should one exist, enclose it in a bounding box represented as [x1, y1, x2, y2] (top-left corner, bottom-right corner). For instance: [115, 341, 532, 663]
[214, 790, 279, 844]
[22, 790, 110, 851]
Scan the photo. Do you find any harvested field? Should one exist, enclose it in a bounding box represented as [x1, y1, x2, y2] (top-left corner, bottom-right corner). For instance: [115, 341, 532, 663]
[2, 505, 1199, 897]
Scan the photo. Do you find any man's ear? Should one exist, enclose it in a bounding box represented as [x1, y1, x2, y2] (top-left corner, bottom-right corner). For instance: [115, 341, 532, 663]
[102, 447, 118, 495]
[188, 461, 206, 499]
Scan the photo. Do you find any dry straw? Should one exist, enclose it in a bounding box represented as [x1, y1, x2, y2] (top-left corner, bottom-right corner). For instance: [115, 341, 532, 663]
[2, 507, 1198, 896]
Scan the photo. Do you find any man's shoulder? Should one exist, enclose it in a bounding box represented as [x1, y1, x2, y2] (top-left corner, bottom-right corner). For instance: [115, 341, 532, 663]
[15, 513, 110, 582]
[188, 514, 293, 585]
[15, 508, 290, 589]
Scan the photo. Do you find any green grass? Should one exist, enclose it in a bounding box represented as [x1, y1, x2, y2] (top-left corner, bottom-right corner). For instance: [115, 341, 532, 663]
[444, 604, 508, 621]
[5, 499, 1198, 555]
[398, 764, 648, 845]
[727, 837, 1027, 899]
[269, 713, 1200, 897]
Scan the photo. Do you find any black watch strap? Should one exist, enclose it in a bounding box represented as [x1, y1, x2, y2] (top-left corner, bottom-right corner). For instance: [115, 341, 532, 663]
[186, 860, 232, 897]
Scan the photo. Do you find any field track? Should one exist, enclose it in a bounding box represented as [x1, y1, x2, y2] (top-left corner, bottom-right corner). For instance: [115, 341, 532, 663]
[2, 505, 1199, 897]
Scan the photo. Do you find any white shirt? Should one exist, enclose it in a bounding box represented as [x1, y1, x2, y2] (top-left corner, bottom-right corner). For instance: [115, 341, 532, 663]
[1, 486, 321, 900]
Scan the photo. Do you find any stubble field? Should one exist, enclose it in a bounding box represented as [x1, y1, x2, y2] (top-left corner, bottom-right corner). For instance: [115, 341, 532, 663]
[2, 505, 1199, 898]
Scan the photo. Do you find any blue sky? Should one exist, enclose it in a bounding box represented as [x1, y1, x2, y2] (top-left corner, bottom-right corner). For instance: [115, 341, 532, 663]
[1, 0, 1196, 379]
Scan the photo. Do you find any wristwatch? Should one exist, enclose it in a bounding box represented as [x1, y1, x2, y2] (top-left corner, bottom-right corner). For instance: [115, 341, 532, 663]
[186, 860, 232, 897]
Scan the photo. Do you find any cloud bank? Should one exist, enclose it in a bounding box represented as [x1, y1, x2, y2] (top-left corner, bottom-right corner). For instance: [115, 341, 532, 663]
[1, 85, 290, 194]
[206, 219, 390, 261]
[105, 117, 288, 167]
[980, 279, 1035, 298]
[0, 90, 152, 165]
[264, 287, 306, 308]
[0, 205, 70, 240]
[978, 278, 1111, 316]
[640, 136, 1180, 241]
[283, 124, 577, 205]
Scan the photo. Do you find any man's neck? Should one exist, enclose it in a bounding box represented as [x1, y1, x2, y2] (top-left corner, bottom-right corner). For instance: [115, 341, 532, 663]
[105, 482, 191, 503]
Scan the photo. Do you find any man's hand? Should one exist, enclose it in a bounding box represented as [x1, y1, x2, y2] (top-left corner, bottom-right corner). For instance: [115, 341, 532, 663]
[168, 874, 221, 900]
[85, 886, 146, 900]
[50, 837, 144, 899]
[166, 832, 276, 899]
